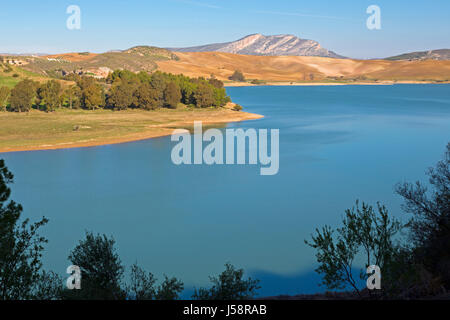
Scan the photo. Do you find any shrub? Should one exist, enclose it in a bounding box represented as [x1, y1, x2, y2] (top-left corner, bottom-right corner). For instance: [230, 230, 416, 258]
[229, 70, 246, 82]
[233, 104, 243, 111]
[192, 263, 260, 300]
[305, 201, 402, 297]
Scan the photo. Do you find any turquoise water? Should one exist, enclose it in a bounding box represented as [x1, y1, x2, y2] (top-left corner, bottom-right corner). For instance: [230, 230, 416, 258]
[2, 84, 450, 297]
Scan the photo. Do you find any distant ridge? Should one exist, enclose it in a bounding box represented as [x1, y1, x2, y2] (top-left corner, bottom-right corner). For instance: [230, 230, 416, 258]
[169, 34, 346, 59]
[385, 49, 450, 61]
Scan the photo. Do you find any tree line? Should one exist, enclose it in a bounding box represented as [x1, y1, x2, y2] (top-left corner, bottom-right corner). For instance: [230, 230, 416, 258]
[0, 70, 231, 112]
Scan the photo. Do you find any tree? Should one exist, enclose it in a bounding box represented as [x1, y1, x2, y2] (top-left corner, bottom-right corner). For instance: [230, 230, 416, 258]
[9, 79, 36, 112]
[179, 79, 196, 105]
[163, 82, 181, 108]
[65, 232, 125, 300]
[233, 104, 243, 111]
[150, 72, 167, 92]
[82, 84, 104, 110]
[148, 72, 166, 108]
[208, 77, 224, 89]
[38, 80, 62, 112]
[33, 271, 63, 300]
[64, 85, 82, 109]
[155, 275, 184, 300]
[76, 77, 104, 110]
[0, 86, 10, 111]
[135, 83, 160, 110]
[192, 263, 260, 300]
[127, 264, 184, 300]
[395, 142, 450, 290]
[229, 70, 245, 82]
[0, 159, 49, 300]
[194, 83, 215, 108]
[213, 87, 230, 107]
[128, 263, 157, 300]
[108, 82, 135, 110]
[305, 201, 401, 297]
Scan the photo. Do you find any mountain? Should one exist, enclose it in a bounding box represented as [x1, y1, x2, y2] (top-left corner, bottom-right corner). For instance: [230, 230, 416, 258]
[169, 34, 346, 58]
[385, 49, 450, 61]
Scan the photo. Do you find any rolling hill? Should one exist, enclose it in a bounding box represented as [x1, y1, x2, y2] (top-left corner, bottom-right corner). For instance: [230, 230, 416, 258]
[156, 52, 450, 82]
[19, 46, 179, 78]
[0, 58, 64, 88]
[386, 49, 450, 61]
[5, 44, 450, 84]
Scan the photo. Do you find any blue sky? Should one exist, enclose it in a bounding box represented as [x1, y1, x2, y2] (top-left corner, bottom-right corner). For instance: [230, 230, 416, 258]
[1, 0, 449, 58]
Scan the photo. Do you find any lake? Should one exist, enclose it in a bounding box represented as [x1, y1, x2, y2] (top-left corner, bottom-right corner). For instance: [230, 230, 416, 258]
[2, 84, 450, 297]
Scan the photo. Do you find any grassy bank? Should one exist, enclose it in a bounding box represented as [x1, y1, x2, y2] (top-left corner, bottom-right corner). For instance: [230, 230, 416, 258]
[0, 64, 52, 88]
[0, 105, 263, 153]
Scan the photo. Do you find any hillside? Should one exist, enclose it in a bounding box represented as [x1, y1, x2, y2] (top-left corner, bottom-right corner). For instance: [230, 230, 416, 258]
[20, 46, 179, 78]
[0, 58, 62, 88]
[170, 34, 345, 58]
[386, 49, 450, 61]
[156, 52, 450, 82]
[6, 46, 450, 84]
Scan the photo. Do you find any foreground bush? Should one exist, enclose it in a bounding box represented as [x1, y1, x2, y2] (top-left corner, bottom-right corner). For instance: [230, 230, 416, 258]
[192, 263, 260, 300]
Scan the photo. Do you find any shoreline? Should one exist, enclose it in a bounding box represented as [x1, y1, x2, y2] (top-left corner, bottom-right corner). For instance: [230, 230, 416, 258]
[2, 81, 448, 154]
[0, 109, 263, 154]
[224, 80, 450, 87]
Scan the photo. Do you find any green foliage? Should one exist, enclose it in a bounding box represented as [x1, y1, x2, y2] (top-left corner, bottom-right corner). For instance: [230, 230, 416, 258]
[37, 80, 62, 112]
[77, 78, 104, 110]
[305, 201, 401, 296]
[128, 263, 184, 300]
[229, 70, 246, 82]
[0, 86, 11, 111]
[395, 142, 450, 293]
[65, 232, 126, 300]
[4, 69, 232, 112]
[108, 81, 136, 110]
[135, 83, 160, 110]
[0, 159, 50, 300]
[9, 79, 36, 112]
[250, 79, 266, 85]
[208, 77, 224, 89]
[33, 271, 63, 300]
[194, 82, 215, 108]
[233, 104, 243, 111]
[192, 263, 260, 300]
[64, 85, 82, 109]
[128, 263, 157, 300]
[213, 87, 231, 107]
[163, 82, 181, 108]
[155, 275, 184, 300]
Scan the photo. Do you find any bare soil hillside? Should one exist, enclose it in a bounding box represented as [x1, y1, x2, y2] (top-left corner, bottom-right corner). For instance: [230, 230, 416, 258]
[156, 52, 450, 82]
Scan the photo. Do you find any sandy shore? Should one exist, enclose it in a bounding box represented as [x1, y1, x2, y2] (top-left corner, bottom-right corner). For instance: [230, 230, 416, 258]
[0, 108, 263, 153]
